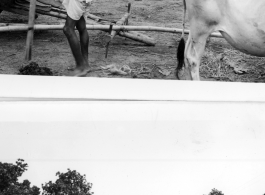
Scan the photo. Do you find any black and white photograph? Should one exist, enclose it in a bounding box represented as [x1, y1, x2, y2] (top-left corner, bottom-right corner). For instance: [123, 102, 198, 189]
[1, 1, 265, 195]
[0, 0, 264, 81]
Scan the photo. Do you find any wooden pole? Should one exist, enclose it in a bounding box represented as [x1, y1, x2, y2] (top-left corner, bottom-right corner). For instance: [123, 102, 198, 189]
[118, 31, 156, 46]
[109, 9, 131, 39]
[25, 0, 36, 61]
[105, 3, 131, 58]
[125, 3, 131, 25]
[105, 24, 113, 58]
[86, 13, 115, 23]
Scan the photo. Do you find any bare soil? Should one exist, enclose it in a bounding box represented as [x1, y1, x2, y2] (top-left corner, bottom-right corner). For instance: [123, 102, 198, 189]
[0, 0, 265, 82]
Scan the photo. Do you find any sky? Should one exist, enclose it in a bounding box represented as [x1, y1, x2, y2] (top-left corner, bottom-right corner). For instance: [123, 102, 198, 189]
[0, 101, 265, 195]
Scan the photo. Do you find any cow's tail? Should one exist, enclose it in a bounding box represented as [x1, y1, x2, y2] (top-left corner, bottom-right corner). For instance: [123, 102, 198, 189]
[176, 0, 186, 79]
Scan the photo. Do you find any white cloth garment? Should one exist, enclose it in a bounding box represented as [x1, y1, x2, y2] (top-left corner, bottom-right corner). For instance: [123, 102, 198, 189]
[59, 0, 93, 20]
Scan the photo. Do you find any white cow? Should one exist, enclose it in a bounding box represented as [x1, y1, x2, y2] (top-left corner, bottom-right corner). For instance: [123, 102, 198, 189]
[176, 0, 265, 80]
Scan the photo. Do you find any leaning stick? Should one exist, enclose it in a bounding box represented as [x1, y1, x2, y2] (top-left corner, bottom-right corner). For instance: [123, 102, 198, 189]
[108, 3, 131, 41]
[87, 18, 153, 45]
[25, 0, 36, 61]
[35, 9, 66, 18]
[104, 12, 130, 43]
[105, 3, 131, 58]
[105, 24, 113, 58]
[86, 13, 116, 23]
[0, 24, 223, 38]
[118, 31, 156, 46]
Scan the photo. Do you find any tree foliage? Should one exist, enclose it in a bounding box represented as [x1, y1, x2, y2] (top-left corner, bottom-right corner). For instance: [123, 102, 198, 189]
[42, 169, 93, 195]
[208, 188, 224, 195]
[0, 159, 40, 195]
[0, 179, 40, 195]
[0, 159, 28, 191]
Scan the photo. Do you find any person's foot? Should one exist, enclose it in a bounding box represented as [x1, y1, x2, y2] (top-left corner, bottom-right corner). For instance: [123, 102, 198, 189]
[64, 67, 91, 77]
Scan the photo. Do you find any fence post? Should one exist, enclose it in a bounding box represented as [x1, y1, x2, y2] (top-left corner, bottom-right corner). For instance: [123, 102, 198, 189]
[25, 0, 36, 61]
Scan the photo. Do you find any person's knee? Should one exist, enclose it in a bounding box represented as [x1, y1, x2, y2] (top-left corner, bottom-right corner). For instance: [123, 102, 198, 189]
[63, 25, 74, 37]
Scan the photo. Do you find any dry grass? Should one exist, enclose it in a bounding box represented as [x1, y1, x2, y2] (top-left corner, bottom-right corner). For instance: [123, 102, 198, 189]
[200, 39, 265, 82]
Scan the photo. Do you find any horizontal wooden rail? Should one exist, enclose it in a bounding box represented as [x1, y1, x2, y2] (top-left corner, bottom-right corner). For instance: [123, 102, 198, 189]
[0, 24, 223, 38]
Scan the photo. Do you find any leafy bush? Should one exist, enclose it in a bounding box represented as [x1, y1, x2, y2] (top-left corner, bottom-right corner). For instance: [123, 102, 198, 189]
[208, 188, 224, 195]
[0, 159, 40, 195]
[42, 169, 93, 195]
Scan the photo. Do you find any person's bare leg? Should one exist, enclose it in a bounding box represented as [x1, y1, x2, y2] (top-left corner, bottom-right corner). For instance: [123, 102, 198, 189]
[63, 15, 90, 76]
[76, 16, 89, 62]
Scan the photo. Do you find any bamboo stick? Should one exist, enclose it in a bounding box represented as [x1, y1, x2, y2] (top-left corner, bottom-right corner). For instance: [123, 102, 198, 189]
[36, 9, 66, 18]
[101, 26, 156, 46]
[119, 31, 156, 46]
[25, 0, 36, 61]
[125, 3, 131, 25]
[86, 13, 115, 23]
[105, 12, 130, 58]
[86, 15, 157, 46]
[109, 4, 131, 39]
[105, 3, 131, 58]
[105, 24, 113, 58]
[0, 23, 156, 45]
[0, 24, 223, 38]
[105, 12, 131, 43]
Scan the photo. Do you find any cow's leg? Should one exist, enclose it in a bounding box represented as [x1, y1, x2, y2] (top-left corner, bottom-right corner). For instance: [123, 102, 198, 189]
[185, 24, 211, 80]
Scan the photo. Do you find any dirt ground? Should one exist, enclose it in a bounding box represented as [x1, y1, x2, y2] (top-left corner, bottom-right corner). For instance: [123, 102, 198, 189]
[0, 0, 265, 82]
